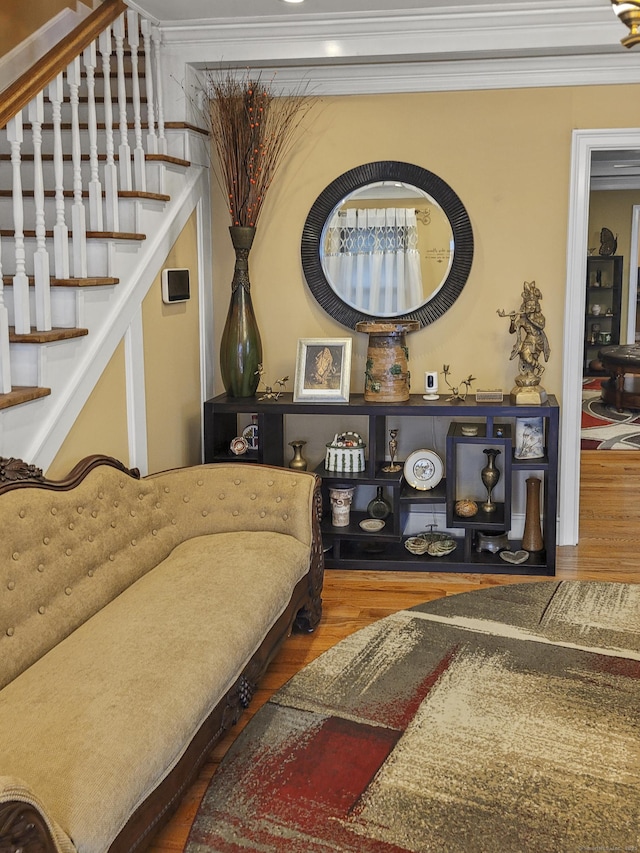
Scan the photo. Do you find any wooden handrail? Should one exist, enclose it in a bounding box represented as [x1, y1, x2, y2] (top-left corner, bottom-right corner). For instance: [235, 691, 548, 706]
[0, 0, 127, 129]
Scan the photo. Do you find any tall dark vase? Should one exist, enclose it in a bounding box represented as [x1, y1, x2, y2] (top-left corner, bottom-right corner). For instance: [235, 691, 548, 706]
[220, 225, 263, 398]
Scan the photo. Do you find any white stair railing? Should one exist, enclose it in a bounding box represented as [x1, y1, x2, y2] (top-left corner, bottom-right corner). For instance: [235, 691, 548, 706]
[7, 112, 30, 335]
[0, 4, 171, 393]
[28, 92, 52, 331]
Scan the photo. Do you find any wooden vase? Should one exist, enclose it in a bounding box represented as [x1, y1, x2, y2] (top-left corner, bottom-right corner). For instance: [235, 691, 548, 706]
[522, 476, 544, 552]
[356, 321, 419, 402]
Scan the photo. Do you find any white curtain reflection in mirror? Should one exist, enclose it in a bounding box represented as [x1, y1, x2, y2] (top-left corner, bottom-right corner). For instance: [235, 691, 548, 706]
[323, 207, 423, 315]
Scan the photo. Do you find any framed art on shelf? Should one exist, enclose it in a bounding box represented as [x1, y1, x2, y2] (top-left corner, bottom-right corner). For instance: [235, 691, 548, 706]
[293, 338, 352, 402]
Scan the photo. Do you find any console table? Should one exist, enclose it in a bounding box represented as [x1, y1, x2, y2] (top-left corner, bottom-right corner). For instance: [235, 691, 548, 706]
[204, 393, 559, 576]
[599, 345, 640, 412]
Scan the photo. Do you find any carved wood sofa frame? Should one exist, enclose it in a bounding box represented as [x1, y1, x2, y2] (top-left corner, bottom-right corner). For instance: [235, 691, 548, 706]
[0, 455, 324, 853]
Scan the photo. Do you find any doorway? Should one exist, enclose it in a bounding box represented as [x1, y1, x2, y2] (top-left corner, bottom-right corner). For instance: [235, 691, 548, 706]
[561, 129, 640, 546]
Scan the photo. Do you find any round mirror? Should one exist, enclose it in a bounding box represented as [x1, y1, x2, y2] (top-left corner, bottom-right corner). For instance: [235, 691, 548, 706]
[301, 161, 474, 330]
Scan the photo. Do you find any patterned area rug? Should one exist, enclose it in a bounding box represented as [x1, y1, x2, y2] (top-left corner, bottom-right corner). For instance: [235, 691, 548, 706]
[185, 581, 640, 853]
[581, 377, 640, 449]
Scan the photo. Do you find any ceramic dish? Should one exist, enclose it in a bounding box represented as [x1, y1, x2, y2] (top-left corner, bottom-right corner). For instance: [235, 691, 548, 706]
[359, 519, 385, 532]
[403, 449, 444, 490]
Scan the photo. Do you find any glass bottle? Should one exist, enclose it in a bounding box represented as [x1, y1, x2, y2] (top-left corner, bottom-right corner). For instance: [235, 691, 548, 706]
[367, 486, 391, 519]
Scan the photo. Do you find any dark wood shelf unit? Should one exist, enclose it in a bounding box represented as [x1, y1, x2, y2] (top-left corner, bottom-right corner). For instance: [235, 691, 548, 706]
[204, 393, 559, 575]
[584, 255, 623, 375]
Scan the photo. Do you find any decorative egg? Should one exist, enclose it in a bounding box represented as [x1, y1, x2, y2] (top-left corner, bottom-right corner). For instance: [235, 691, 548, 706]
[455, 499, 478, 517]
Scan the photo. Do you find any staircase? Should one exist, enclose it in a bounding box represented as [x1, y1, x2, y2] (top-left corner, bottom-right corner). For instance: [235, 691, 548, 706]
[0, 0, 210, 471]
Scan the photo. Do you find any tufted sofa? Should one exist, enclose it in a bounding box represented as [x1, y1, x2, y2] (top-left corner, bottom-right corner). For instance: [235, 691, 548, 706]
[0, 454, 323, 853]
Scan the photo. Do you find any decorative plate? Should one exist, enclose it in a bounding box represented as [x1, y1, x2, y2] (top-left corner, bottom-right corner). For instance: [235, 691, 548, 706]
[359, 519, 385, 532]
[230, 436, 249, 456]
[403, 449, 444, 491]
[404, 532, 456, 556]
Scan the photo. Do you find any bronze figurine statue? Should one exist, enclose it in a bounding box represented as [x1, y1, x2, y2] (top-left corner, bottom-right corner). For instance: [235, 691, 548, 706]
[497, 281, 550, 404]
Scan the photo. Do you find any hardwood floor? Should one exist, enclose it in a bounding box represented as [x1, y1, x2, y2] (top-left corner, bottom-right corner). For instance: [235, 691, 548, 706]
[148, 450, 640, 852]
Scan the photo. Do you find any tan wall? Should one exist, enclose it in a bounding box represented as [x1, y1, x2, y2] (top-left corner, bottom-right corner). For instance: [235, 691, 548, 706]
[47, 340, 129, 479]
[211, 84, 640, 409]
[47, 211, 202, 479]
[0, 0, 92, 59]
[143, 211, 202, 473]
[589, 190, 640, 340]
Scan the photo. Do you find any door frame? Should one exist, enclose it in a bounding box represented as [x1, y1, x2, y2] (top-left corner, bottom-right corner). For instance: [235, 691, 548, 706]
[560, 128, 640, 545]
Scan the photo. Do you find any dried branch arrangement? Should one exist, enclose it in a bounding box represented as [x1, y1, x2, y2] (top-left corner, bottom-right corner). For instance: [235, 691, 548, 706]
[204, 70, 315, 227]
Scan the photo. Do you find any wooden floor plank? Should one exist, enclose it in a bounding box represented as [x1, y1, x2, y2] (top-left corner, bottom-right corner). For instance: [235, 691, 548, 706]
[148, 450, 640, 852]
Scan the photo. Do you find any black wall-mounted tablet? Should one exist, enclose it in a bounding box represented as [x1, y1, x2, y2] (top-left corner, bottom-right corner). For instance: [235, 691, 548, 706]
[162, 268, 190, 303]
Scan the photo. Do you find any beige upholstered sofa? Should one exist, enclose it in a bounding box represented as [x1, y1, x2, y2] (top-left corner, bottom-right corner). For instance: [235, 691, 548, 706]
[0, 454, 323, 853]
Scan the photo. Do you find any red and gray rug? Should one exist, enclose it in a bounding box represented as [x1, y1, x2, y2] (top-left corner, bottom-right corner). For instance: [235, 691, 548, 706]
[185, 581, 640, 853]
[581, 377, 640, 449]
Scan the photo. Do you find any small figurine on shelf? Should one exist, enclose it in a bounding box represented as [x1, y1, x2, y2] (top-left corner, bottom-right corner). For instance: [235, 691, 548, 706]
[442, 365, 475, 401]
[382, 428, 402, 473]
[255, 364, 289, 401]
[497, 280, 550, 404]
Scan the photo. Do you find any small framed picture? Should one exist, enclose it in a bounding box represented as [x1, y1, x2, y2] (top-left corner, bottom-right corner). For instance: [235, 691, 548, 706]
[293, 338, 352, 403]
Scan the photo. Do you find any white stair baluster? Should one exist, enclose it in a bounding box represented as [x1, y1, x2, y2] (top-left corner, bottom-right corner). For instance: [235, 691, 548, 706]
[114, 13, 132, 191]
[67, 56, 87, 277]
[151, 25, 167, 155]
[141, 19, 158, 155]
[7, 112, 30, 335]
[0, 236, 11, 393]
[84, 42, 103, 232]
[28, 92, 52, 331]
[98, 26, 119, 232]
[127, 10, 146, 191]
[48, 73, 70, 279]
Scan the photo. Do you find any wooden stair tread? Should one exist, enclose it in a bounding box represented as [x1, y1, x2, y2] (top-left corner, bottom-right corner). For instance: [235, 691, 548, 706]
[0, 190, 170, 202]
[9, 327, 89, 343]
[3, 276, 119, 287]
[145, 153, 190, 168]
[0, 386, 51, 410]
[0, 229, 145, 240]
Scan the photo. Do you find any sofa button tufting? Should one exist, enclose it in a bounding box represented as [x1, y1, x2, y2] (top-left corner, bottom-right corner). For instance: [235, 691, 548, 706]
[88, 570, 94, 577]
[282, 513, 289, 521]
[130, 510, 136, 517]
[276, 496, 282, 503]
[65, 548, 72, 556]
[183, 496, 189, 503]
[38, 606, 45, 614]
[11, 553, 19, 561]
[260, 511, 266, 518]
[19, 509, 25, 518]
[268, 480, 274, 486]
[202, 510, 208, 517]
[7, 581, 15, 590]
[250, 493, 257, 500]
[234, 479, 241, 486]
[50, 507, 57, 516]
[91, 510, 98, 518]
[65, 587, 72, 595]
[43, 537, 49, 545]
[232, 510, 239, 516]
[152, 529, 158, 536]
[197, 479, 203, 486]
[139, 494, 145, 501]
[164, 486, 170, 493]
[171, 519, 177, 525]
[37, 564, 44, 572]
[6, 627, 14, 637]
[131, 539, 137, 546]
[218, 493, 225, 500]
[113, 501, 119, 508]
[98, 491, 104, 499]
[111, 521, 117, 528]
[69, 523, 74, 530]
[77, 506, 84, 513]
[109, 554, 115, 561]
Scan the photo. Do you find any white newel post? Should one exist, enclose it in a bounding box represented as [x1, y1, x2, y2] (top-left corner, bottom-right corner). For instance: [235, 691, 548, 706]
[67, 56, 87, 278]
[0, 236, 11, 393]
[98, 26, 119, 232]
[151, 25, 167, 155]
[141, 19, 158, 154]
[127, 9, 146, 192]
[84, 42, 104, 232]
[28, 93, 52, 331]
[48, 73, 70, 279]
[7, 112, 30, 335]
[114, 14, 132, 192]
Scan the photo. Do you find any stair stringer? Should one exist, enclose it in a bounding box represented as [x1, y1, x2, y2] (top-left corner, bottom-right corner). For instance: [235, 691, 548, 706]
[0, 160, 213, 472]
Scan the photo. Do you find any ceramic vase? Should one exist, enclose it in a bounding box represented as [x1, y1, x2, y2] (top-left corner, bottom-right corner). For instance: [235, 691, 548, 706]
[220, 226, 263, 398]
[480, 448, 501, 512]
[522, 476, 544, 552]
[288, 440, 308, 470]
[329, 485, 356, 527]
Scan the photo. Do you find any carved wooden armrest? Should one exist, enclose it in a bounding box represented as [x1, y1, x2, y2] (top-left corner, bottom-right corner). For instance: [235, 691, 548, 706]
[0, 800, 59, 853]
